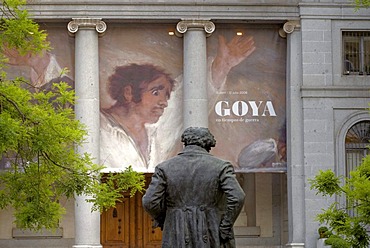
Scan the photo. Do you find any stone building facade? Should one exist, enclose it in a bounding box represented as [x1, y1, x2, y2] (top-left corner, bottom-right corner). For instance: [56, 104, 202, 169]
[0, 1, 369, 248]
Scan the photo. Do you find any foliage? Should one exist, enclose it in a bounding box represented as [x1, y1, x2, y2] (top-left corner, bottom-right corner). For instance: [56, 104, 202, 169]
[353, 0, 370, 10]
[87, 167, 146, 212]
[309, 170, 342, 197]
[0, 0, 49, 70]
[325, 234, 351, 248]
[0, 76, 145, 230]
[318, 226, 330, 239]
[0, 0, 145, 230]
[309, 155, 370, 248]
[318, 226, 353, 248]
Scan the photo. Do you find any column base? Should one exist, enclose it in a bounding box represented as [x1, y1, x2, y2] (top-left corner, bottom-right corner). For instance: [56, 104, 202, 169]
[286, 243, 305, 248]
[73, 245, 103, 248]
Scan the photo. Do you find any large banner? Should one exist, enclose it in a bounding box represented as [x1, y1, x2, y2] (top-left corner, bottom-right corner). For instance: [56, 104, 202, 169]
[4, 24, 286, 173]
[207, 25, 287, 173]
[99, 24, 286, 173]
[99, 25, 184, 173]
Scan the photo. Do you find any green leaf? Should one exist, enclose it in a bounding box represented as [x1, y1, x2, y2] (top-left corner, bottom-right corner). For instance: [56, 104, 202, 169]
[309, 169, 342, 197]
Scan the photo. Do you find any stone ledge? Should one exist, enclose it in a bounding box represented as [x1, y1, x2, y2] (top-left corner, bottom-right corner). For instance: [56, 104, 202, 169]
[12, 228, 63, 239]
[301, 86, 370, 98]
[234, 226, 261, 237]
[25, 3, 299, 21]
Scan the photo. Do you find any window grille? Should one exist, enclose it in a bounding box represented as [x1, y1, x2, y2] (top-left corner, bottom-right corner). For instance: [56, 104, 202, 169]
[345, 121, 370, 177]
[345, 143, 368, 178]
[345, 121, 370, 216]
[342, 31, 370, 75]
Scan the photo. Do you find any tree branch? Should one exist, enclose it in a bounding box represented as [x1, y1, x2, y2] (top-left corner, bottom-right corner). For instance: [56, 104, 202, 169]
[0, 91, 26, 122]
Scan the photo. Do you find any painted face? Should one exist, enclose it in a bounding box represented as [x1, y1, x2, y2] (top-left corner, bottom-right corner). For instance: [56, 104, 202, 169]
[133, 75, 172, 124]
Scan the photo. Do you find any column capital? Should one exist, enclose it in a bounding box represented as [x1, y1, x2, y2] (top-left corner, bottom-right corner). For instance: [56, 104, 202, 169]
[67, 18, 107, 36]
[283, 20, 301, 34]
[279, 20, 301, 38]
[176, 19, 215, 37]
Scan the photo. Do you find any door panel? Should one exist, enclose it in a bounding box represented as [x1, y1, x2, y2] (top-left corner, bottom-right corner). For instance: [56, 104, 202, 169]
[139, 190, 162, 248]
[101, 174, 162, 248]
[101, 198, 130, 248]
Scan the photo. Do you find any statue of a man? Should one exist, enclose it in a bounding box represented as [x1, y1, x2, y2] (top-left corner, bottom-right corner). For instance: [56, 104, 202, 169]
[142, 127, 245, 248]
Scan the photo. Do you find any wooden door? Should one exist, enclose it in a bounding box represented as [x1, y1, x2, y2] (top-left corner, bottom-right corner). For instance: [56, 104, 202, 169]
[101, 174, 162, 248]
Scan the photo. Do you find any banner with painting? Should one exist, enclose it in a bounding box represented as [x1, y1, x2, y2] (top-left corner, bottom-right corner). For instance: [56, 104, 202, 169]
[3, 24, 286, 173]
[98, 25, 184, 173]
[98, 24, 286, 173]
[207, 25, 287, 173]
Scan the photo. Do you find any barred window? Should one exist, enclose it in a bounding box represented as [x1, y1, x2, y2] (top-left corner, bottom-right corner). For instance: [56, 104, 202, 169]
[345, 121, 370, 217]
[345, 121, 370, 177]
[342, 31, 370, 75]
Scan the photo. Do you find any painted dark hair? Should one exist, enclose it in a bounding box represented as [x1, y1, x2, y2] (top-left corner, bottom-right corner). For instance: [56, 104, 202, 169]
[107, 63, 175, 107]
[181, 127, 216, 152]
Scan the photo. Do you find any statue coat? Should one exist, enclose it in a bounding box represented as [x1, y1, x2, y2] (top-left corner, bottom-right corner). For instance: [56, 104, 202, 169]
[142, 145, 245, 248]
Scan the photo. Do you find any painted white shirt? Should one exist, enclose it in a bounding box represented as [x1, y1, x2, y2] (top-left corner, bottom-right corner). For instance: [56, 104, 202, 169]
[100, 112, 149, 173]
[99, 75, 184, 173]
[99, 61, 221, 173]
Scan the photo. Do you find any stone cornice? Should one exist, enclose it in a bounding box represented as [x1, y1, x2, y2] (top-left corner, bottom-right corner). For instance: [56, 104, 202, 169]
[301, 86, 370, 98]
[23, 2, 370, 23]
[20, 1, 370, 22]
[25, 2, 299, 21]
[298, 3, 370, 20]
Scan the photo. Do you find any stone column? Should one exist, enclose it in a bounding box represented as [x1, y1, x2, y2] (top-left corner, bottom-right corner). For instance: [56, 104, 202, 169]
[283, 21, 305, 248]
[67, 18, 107, 248]
[176, 20, 215, 129]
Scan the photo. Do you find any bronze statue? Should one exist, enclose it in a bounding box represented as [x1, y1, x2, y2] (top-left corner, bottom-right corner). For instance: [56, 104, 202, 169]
[142, 127, 245, 248]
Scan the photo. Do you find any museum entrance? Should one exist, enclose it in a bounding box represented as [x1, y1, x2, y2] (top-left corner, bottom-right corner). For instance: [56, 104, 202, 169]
[100, 173, 288, 247]
[100, 174, 162, 248]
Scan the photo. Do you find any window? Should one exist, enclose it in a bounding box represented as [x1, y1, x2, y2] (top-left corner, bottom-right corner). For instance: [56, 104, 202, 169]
[342, 31, 370, 75]
[345, 121, 370, 177]
[345, 120, 370, 216]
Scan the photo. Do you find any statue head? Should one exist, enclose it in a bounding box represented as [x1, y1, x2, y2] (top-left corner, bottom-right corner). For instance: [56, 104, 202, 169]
[181, 127, 216, 152]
